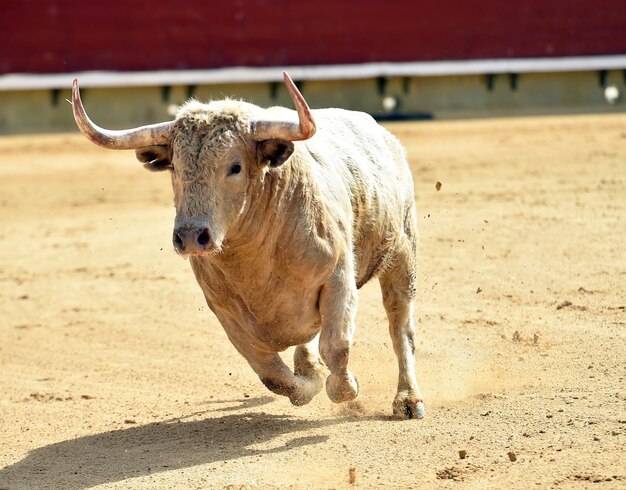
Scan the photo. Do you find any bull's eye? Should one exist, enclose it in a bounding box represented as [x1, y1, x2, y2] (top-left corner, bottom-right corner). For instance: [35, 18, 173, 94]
[229, 163, 242, 175]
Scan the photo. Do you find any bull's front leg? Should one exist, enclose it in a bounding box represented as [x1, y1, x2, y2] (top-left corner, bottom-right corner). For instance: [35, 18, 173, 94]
[251, 351, 324, 406]
[318, 265, 359, 403]
[223, 326, 323, 406]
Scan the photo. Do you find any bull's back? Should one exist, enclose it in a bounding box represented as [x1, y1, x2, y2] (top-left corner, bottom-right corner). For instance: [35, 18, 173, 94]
[304, 109, 415, 287]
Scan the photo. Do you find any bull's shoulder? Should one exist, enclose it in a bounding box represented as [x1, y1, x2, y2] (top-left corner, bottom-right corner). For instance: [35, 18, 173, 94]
[307, 109, 403, 156]
[301, 109, 409, 188]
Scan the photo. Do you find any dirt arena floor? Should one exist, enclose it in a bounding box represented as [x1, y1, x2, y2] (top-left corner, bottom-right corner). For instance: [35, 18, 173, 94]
[0, 114, 624, 489]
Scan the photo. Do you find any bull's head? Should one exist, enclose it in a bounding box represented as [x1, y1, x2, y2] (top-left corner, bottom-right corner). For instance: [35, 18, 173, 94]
[72, 73, 316, 256]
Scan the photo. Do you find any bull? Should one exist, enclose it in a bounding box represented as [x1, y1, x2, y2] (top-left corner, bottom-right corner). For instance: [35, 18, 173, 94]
[71, 73, 425, 419]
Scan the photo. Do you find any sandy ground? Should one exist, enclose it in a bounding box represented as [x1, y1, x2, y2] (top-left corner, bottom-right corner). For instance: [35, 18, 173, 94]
[0, 114, 624, 489]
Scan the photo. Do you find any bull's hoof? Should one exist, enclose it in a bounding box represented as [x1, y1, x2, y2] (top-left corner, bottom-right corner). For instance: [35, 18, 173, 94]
[392, 391, 425, 420]
[294, 362, 325, 394]
[326, 371, 359, 403]
[289, 370, 325, 407]
[289, 391, 314, 407]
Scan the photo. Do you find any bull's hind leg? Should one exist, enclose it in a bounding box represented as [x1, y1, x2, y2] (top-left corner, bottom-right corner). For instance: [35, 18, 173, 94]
[379, 239, 425, 419]
[293, 335, 325, 396]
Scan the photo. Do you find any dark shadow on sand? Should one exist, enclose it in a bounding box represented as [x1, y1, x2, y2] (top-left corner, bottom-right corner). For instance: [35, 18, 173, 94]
[0, 397, 349, 490]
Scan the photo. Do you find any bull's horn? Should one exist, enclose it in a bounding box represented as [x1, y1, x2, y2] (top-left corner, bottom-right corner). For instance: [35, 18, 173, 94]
[251, 72, 316, 142]
[72, 79, 173, 149]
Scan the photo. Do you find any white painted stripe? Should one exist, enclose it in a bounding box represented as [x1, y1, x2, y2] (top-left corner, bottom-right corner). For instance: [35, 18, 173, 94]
[1, 55, 626, 91]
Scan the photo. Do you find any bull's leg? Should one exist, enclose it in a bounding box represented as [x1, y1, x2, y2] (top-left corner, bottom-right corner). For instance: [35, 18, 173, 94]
[379, 243, 425, 419]
[248, 351, 323, 406]
[218, 320, 323, 406]
[318, 265, 359, 403]
[293, 335, 325, 393]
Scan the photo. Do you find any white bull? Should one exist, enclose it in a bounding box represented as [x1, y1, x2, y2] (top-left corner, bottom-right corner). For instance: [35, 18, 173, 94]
[72, 73, 425, 419]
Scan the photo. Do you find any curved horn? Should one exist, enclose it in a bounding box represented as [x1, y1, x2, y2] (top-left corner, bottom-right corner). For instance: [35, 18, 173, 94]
[72, 79, 173, 149]
[251, 72, 316, 142]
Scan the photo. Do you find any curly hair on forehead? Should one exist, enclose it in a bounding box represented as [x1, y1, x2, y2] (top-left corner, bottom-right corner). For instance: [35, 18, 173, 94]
[170, 99, 256, 169]
[173, 110, 245, 169]
[175, 99, 252, 130]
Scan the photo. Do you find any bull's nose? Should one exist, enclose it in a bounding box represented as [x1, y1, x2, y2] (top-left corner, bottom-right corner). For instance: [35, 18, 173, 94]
[173, 227, 211, 254]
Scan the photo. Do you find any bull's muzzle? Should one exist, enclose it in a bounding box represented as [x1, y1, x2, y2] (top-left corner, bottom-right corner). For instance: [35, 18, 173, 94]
[173, 226, 212, 255]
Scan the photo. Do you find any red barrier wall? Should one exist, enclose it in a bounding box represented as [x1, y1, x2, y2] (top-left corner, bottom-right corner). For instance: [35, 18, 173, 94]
[2, 1, 625, 75]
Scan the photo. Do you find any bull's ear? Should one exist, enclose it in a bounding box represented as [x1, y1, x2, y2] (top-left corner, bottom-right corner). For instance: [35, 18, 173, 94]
[135, 145, 172, 172]
[256, 139, 295, 168]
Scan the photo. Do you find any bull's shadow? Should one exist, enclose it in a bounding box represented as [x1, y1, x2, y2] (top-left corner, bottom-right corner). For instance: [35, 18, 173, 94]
[0, 397, 346, 490]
